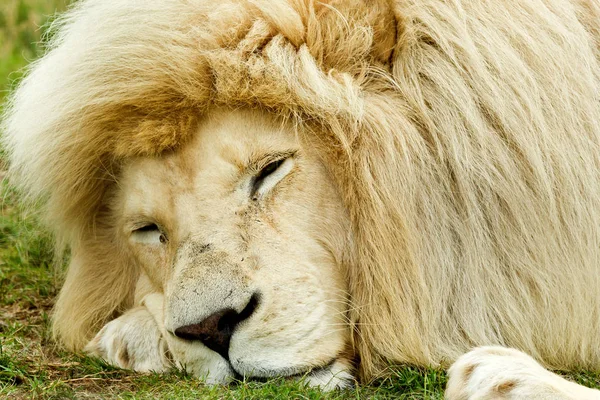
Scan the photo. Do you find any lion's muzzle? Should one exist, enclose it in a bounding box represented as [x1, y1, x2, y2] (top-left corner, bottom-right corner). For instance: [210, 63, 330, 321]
[173, 293, 260, 360]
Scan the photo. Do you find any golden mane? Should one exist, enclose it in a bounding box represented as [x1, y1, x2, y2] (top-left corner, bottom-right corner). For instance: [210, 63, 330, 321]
[3, 0, 600, 379]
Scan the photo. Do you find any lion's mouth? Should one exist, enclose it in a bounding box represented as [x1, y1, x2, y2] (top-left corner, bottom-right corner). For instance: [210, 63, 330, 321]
[229, 357, 338, 379]
[166, 328, 349, 382]
[226, 357, 355, 390]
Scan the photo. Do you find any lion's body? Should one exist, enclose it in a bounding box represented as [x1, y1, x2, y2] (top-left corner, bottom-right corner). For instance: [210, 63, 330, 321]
[3, 0, 600, 385]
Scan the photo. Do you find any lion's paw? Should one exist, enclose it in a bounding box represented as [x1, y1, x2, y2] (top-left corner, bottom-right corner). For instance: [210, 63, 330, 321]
[84, 306, 171, 373]
[445, 346, 600, 400]
[302, 359, 355, 391]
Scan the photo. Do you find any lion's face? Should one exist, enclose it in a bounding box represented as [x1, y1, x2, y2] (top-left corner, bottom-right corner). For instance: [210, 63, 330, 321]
[115, 108, 352, 381]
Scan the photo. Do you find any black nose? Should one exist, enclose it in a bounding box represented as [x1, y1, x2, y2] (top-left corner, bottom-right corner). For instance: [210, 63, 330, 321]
[173, 293, 259, 359]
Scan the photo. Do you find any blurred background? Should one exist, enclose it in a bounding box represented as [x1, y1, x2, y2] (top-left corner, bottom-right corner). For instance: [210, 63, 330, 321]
[0, 0, 69, 103]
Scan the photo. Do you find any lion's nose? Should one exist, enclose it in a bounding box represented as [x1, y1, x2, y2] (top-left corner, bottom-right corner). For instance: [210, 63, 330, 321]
[173, 293, 259, 359]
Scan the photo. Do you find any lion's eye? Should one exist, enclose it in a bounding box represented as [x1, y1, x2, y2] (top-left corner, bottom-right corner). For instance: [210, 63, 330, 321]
[131, 224, 167, 245]
[251, 157, 294, 200]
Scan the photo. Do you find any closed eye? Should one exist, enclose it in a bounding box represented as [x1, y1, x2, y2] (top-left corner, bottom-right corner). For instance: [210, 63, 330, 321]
[131, 223, 167, 244]
[251, 157, 295, 200]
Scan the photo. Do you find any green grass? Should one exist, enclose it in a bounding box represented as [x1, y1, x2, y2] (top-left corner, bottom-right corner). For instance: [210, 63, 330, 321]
[1, 0, 600, 398]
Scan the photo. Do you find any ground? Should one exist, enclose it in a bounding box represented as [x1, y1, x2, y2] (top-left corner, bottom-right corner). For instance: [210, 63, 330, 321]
[0, 0, 599, 399]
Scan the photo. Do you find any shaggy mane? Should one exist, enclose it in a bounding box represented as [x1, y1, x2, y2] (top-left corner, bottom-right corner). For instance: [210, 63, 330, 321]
[3, 0, 600, 379]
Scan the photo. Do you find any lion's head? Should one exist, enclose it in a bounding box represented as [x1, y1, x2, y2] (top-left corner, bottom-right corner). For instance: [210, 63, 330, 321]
[114, 107, 352, 381]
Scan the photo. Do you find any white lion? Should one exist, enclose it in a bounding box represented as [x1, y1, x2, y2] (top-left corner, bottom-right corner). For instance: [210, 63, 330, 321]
[3, 0, 600, 398]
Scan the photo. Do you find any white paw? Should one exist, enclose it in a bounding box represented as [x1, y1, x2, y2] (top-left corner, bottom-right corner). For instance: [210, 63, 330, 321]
[301, 359, 355, 391]
[445, 346, 599, 400]
[84, 306, 171, 373]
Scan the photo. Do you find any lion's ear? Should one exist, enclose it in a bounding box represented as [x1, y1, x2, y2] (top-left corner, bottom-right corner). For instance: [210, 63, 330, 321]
[52, 235, 138, 351]
[302, 0, 397, 69]
[250, 0, 397, 72]
[349, 0, 397, 65]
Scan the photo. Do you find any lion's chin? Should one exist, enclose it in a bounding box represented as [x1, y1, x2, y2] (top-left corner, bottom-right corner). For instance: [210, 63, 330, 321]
[229, 358, 355, 390]
[167, 334, 354, 389]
